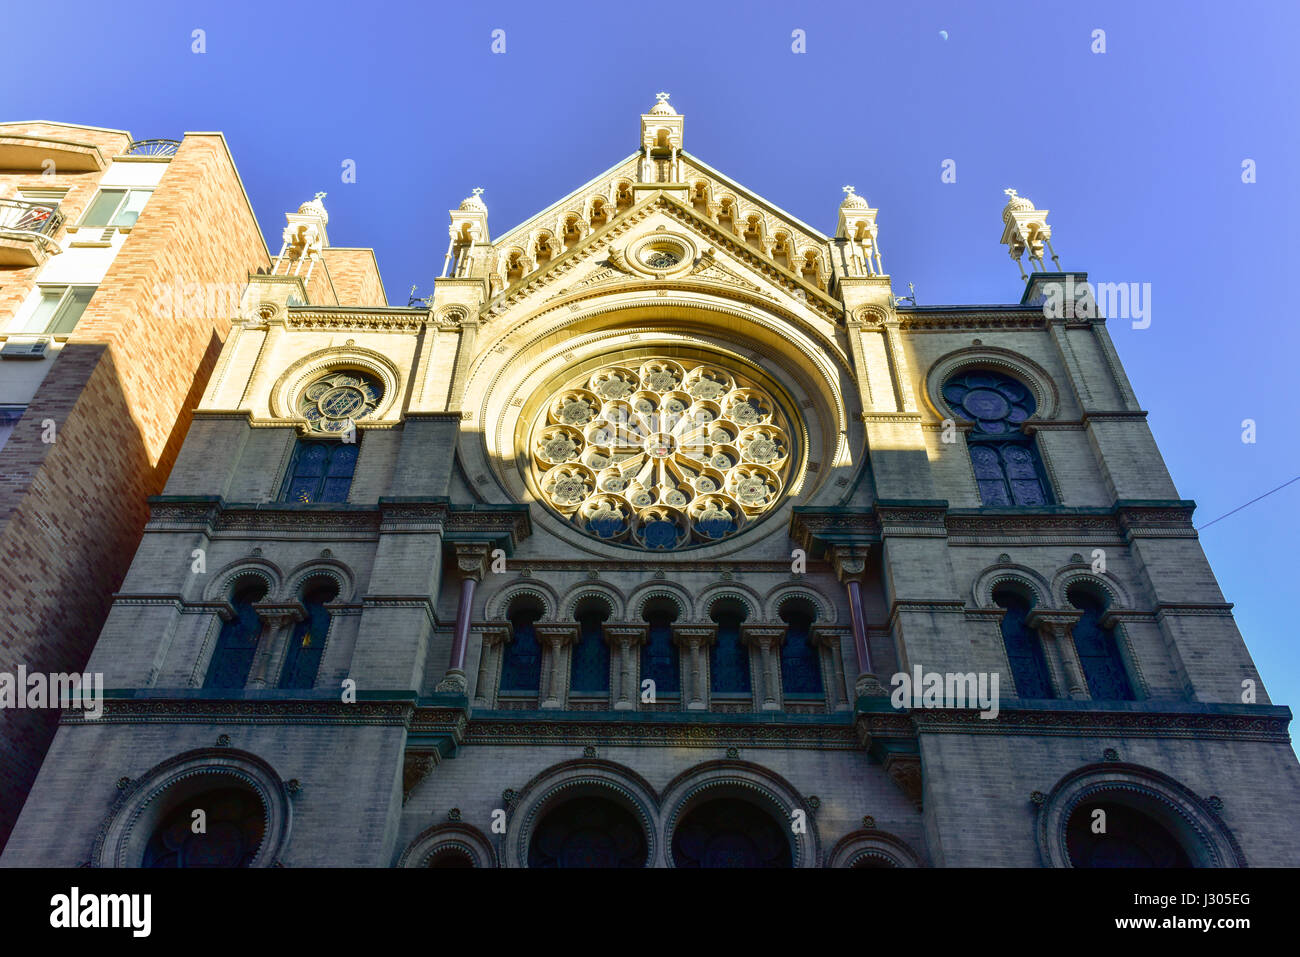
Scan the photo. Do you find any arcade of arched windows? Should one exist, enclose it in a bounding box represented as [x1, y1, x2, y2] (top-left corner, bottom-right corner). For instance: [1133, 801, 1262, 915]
[478, 587, 851, 714]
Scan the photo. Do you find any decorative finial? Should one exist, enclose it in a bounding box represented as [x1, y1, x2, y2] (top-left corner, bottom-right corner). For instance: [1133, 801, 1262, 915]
[656, 91, 670, 103]
[843, 185, 856, 196]
[314, 191, 327, 202]
[472, 187, 484, 197]
[1003, 187, 1018, 199]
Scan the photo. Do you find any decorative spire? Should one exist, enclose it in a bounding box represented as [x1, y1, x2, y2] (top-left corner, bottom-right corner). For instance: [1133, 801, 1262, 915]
[297, 191, 328, 224]
[650, 91, 677, 116]
[840, 185, 869, 209]
[459, 187, 487, 212]
[835, 187, 883, 277]
[999, 188, 1059, 279]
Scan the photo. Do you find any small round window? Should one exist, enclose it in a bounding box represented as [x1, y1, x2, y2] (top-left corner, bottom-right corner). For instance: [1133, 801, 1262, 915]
[637, 238, 689, 272]
[298, 370, 382, 433]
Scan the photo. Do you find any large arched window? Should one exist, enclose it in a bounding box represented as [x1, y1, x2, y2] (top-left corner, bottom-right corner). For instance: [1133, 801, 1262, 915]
[942, 370, 1052, 506]
[671, 798, 793, 868]
[143, 786, 266, 868]
[994, 586, 1054, 699]
[281, 439, 359, 504]
[203, 580, 267, 689]
[571, 598, 611, 694]
[778, 598, 823, 696]
[640, 598, 681, 698]
[279, 578, 338, 689]
[1068, 586, 1135, 701]
[527, 796, 648, 868]
[709, 599, 751, 696]
[1065, 800, 1191, 867]
[499, 597, 544, 693]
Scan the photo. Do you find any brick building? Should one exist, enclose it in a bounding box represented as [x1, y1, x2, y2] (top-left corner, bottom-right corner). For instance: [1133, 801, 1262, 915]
[3, 98, 1297, 867]
[0, 123, 273, 849]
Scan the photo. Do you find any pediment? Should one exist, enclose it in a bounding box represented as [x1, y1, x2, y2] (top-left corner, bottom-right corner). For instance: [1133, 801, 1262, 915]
[483, 191, 842, 325]
[488, 152, 833, 301]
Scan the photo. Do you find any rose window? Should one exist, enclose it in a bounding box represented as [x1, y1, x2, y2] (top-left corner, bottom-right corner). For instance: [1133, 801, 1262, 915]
[528, 358, 793, 548]
[298, 370, 382, 433]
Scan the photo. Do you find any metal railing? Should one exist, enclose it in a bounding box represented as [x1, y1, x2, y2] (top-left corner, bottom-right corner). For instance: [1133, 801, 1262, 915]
[123, 139, 180, 157]
[0, 198, 64, 238]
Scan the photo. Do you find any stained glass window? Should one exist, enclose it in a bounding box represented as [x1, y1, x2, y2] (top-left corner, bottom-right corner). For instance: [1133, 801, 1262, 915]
[281, 440, 359, 504]
[297, 369, 382, 434]
[780, 606, 823, 695]
[500, 606, 543, 693]
[640, 609, 680, 695]
[994, 588, 1054, 699]
[203, 583, 264, 689]
[571, 606, 611, 693]
[528, 358, 792, 548]
[280, 584, 335, 689]
[1070, 589, 1135, 700]
[709, 608, 751, 695]
[943, 370, 1052, 506]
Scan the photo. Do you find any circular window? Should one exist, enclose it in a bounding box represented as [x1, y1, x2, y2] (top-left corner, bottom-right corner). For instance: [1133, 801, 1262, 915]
[628, 234, 694, 275]
[297, 370, 383, 433]
[527, 357, 794, 549]
[941, 370, 1035, 434]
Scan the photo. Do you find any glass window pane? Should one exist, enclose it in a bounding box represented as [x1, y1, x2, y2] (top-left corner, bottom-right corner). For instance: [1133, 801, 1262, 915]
[82, 189, 125, 227]
[46, 287, 95, 334]
[110, 189, 150, 227]
[23, 288, 65, 334]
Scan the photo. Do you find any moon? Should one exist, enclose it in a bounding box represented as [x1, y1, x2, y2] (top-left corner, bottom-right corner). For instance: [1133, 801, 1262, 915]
[939, 30, 949, 40]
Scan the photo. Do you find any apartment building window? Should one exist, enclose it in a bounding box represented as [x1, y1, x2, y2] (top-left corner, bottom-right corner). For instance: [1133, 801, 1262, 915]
[80, 188, 152, 228]
[0, 406, 25, 453]
[24, 285, 97, 335]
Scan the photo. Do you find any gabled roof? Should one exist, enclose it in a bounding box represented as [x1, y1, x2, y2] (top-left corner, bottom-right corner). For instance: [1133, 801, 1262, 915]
[484, 189, 842, 322]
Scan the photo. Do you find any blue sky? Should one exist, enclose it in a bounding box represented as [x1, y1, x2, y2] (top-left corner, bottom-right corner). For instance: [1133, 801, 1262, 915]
[4, 0, 1297, 726]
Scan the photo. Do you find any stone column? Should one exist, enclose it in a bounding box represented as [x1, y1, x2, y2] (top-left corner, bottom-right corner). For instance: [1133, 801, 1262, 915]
[436, 543, 489, 694]
[812, 625, 853, 711]
[248, 602, 305, 688]
[831, 547, 888, 697]
[1027, 608, 1088, 700]
[742, 624, 786, 711]
[536, 623, 579, 709]
[605, 624, 647, 711]
[472, 624, 513, 708]
[674, 624, 716, 711]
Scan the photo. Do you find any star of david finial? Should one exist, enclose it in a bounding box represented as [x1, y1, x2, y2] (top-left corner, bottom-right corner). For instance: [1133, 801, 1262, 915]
[472, 187, 484, 197]
[656, 91, 671, 103]
[1003, 188, 1019, 198]
[843, 185, 856, 196]
[314, 191, 327, 202]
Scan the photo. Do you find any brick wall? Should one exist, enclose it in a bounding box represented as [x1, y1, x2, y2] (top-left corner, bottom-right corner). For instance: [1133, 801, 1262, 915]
[0, 131, 269, 849]
[321, 247, 386, 306]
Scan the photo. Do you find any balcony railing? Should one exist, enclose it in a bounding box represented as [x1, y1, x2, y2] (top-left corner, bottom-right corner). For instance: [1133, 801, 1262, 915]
[0, 198, 64, 238]
[122, 139, 180, 157]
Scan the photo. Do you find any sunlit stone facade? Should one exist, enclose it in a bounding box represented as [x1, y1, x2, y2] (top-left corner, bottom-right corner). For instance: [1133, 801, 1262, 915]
[5, 97, 1298, 868]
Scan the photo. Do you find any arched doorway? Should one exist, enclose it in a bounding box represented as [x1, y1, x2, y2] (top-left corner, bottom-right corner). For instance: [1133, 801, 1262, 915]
[527, 796, 647, 867]
[1066, 800, 1192, 867]
[671, 798, 792, 868]
[142, 786, 266, 868]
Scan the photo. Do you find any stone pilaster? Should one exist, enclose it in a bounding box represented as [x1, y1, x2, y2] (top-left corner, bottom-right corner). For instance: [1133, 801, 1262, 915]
[674, 624, 716, 711]
[605, 624, 647, 711]
[536, 623, 579, 709]
[1026, 608, 1088, 700]
[742, 624, 786, 711]
[248, 602, 305, 688]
